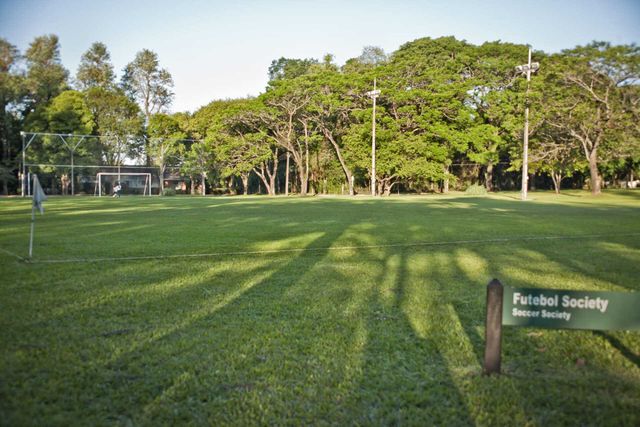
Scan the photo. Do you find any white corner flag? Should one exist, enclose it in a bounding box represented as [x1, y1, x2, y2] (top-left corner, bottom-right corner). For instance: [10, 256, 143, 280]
[33, 174, 47, 215]
[29, 175, 47, 258]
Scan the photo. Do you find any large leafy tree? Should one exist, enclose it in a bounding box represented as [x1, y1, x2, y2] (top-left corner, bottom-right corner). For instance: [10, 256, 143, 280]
[147, 113, 185, 194]
[466, 41, 533, 191]
[0, 38, 24, 194]
[385, 37, 475, 192]
[76, 42, 116, 90]
[248, 79, 313, 195]
[304, 69, 361, 195]
[191, 98, 268, 195]
[223, 99, 278, 195]
[23, 34, 69, 131]
[42, 90, 97, 194]
[121, 49, 174, 123]
[84, 87, 144, 165]
[542, 42, 640, 194]
[268, 57, 318, 82]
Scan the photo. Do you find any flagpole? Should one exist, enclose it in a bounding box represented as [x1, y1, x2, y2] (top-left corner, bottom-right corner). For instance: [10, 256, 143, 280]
[29, 201, 35, 259]
[29, 174, 47, 259]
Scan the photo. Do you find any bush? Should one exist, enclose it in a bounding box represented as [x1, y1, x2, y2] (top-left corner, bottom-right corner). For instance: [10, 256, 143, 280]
[162, 188, 176, 196]
[465, 184, 488, 195]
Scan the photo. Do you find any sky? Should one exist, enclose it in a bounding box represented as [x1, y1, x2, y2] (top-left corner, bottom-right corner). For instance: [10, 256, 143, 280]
[2, 0, 639, 113]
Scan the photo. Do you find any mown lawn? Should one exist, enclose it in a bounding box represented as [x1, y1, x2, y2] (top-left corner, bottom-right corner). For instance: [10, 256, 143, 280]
[1, 191, 639, 426]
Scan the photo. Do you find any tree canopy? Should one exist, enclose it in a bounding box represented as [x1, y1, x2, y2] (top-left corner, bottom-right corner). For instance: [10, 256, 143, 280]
[1, 34, 638, 196]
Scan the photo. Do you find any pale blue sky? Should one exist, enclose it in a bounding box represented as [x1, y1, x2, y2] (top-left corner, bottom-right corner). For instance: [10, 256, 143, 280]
[2, 0, 639, 113]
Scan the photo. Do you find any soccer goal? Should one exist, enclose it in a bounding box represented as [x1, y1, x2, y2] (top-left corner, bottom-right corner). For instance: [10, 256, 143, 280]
[94, 172, 152, 196]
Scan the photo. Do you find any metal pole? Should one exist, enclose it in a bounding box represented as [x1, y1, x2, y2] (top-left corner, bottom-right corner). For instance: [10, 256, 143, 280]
[28, 175, 35, 258]
[285, 152, 290, 196]
[29, 203, 35, 258]
[371, 78, 377, 196]
[70, 136, 84, 196]
[521, 48, 532, 201]
[21, 132, 26, 197]
[70, 150, 74, 196]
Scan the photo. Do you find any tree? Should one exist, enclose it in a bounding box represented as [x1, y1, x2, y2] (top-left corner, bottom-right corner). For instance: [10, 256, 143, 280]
[529, 123, 582, 194]
[147, 113, 185, 194]
[358, 46, 388, 66]
[181, 139, 215, 195]
[386, 37, 476, 192]
[43, 90, 98, 194]
[342, 46, 388, 73]
[46, 90, 94, 135]
[0, 38, 24, 194]
[544, 42, 640, 194]
[76, 42, 115, 90]
[23, 35, 69, 134]
[121, 49, 174, 123]
[24, 34, 69, 107]
[268, 57, 318, 82]
[84, 87, 144, 165]
[467, 41, 533, 191]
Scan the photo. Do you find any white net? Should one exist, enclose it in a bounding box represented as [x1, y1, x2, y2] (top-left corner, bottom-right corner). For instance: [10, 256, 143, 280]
[94, 172, 152, 196]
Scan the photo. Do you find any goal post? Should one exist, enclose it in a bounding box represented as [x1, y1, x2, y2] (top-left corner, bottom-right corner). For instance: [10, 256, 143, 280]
[94, 172, 152, 196]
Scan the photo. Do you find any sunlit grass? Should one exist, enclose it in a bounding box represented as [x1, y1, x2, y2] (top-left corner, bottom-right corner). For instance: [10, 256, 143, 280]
[0, 190, 639, 425]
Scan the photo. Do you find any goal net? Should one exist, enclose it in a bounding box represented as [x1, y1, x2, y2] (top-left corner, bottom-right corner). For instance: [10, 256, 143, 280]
[94, 172, 151, 196]
[18, 132, 193, 196]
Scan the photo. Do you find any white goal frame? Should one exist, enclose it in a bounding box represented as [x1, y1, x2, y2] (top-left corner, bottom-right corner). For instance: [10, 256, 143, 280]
[94, 172, 152, 196]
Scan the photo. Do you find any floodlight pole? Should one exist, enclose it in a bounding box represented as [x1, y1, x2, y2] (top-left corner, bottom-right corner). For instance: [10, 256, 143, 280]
[285, 152, 290, 196]
[21, 132, 25, 197]
[522, 49, 532, 201]
[516, 48, 539, 201]
[367, 79, 381, 196]
[20, 132, 37, 197]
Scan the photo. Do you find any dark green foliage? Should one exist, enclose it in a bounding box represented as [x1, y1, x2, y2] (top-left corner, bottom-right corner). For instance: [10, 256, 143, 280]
[268, 57, 318, 82]
[1, 34, 639, 197]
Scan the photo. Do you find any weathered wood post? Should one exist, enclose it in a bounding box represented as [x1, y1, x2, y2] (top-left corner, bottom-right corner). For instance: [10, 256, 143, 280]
[484, 278, 504, 375]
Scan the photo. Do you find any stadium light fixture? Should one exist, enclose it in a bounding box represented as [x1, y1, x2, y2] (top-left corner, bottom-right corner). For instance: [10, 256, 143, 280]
[366, 79, 381, 196]
[515, 48, 540, 201]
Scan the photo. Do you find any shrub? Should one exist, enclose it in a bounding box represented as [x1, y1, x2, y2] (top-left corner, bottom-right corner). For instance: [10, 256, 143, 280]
[162, 188, 177, 196]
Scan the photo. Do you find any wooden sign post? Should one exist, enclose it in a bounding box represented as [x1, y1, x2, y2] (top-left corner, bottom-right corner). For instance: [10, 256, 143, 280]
[483, 279, 640, 375]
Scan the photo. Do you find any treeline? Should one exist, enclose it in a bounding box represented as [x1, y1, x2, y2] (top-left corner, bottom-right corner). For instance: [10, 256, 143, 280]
[1, 35, 638, 196]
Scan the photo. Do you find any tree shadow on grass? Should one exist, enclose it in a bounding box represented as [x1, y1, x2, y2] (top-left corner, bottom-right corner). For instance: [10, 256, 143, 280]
[477, 240, 640, 425]
[593, 331, 640, 369]
[86, 227, 372, 425]
[333, 246, 477, 425]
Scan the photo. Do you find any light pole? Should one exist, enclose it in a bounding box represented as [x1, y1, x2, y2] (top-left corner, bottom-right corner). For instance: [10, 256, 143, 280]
[515, 48, 539, 201]
[366, 78, 381, 196]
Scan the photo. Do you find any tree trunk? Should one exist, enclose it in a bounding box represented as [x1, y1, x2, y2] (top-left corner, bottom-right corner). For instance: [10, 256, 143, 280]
[159, 166, 165, 194]
[551, 171, 562, 194]
[201, 173, 206, 196]
[443, 165, 450, 193]
[254, 150, 279, 196]
[321, 128, 354, 196]
[484, 163, 494, 192]
[241, 173, 249, 195]
[269, 150, 279, 195]
[588, 148, 601, 195]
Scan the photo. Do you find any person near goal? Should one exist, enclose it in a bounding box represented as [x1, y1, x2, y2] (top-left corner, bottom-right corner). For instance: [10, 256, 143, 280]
[113, 183, 122, 198]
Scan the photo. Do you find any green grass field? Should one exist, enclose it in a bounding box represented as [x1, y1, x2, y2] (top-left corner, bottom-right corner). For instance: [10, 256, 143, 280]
[1, 191, 639, 425]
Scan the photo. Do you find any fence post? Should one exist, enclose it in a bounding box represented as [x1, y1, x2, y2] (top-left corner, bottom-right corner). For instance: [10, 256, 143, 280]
[484, 278, 504, 375]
